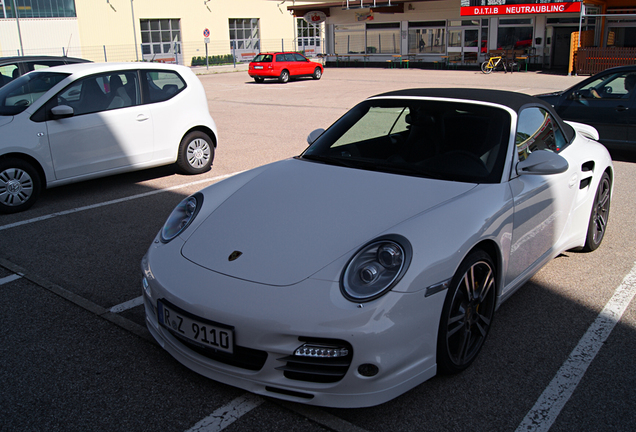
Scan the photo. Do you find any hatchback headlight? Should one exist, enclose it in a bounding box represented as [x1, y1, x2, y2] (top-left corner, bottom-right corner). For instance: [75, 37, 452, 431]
[160, 193, 203, 243]
[341, 235, 411, 302]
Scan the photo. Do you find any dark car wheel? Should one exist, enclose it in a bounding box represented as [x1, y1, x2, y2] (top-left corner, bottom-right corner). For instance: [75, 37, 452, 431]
[0, 158, 42, 214]
[313, 67, 322, 80]
[177, 131, 215, 175]
[254, 76, 264, 83]
[279, 70, 290, 83]
[437, 249, 496, 375]
[582, 171, 611, 252]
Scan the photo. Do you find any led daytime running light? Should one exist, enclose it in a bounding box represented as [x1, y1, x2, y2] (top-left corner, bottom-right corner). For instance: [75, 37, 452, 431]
[294, 344, 349, 358]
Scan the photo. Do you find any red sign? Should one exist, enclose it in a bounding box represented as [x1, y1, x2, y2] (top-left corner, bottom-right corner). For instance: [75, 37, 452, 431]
[461, 2, 581, 16]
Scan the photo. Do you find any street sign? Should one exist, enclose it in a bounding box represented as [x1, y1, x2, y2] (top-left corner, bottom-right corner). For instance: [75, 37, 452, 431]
[203, 28, 210, 37]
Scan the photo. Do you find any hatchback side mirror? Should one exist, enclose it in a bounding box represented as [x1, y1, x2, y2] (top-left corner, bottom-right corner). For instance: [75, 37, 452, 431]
[50, 105, 74, 119]
[517, 150, 569, 175]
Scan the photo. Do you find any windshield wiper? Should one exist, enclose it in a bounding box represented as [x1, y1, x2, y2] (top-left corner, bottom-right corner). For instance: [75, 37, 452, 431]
[299, 154, 359, 168]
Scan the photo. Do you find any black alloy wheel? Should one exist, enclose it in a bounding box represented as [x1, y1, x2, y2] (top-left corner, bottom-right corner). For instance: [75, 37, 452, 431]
[437, 250, 496, 374]
[583, 171, 611, 252]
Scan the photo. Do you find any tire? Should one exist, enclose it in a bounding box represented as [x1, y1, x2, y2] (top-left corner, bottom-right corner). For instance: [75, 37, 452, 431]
[253, 76, 264, 83]
[0, 158, 42, 214]
[176, 131, 215, 175]
[582, 172, 611, 252]
[480, 61, 492, 74]
[437, 250, 496, 375]
[279, 70, 290, 83]
[312, 67, 322, 80]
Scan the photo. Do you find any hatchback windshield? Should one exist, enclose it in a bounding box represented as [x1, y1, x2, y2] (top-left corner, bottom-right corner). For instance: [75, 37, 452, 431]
[0, 71, 68, 116]
[301, 99, 511, 183]
[252, 54, 273, 62]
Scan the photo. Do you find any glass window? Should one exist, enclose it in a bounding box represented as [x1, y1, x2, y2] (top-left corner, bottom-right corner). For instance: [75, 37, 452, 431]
[497, 25, 533, 50]
[0, 71, 68, 116]
[140, 19, 181, 61]
[335, 24, 365, 54]
[143, 70, 186, 104]
[366, 23, 401, 55]
[576, 71, 636, 99]
[3, 0, 76, 18]
[516, 107, 566, 161]
[297, 18, 322, 55]
[409, 23, 446, 54]
[229, 18, 260, 54]
[0, 64, 20, 87]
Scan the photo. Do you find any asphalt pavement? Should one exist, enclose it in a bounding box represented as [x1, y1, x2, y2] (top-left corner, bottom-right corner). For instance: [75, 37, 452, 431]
[1, 65, 636, 432]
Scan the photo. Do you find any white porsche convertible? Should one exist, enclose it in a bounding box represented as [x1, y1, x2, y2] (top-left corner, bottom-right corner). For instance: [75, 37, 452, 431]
[141, 89, 613, 408]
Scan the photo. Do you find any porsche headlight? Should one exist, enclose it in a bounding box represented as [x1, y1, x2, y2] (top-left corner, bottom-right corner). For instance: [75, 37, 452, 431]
[341, 235, 411, 302]
[160, 193, 203, 243]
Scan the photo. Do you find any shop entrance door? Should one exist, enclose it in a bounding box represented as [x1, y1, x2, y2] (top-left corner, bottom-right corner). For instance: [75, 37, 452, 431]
[448, 27, 480, 63]
[551, 26, 578, 69]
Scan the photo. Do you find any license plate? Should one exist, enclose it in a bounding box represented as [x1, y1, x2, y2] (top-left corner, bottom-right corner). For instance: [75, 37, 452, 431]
[254, 66, 263, 69]
[157, 300, 234, 354]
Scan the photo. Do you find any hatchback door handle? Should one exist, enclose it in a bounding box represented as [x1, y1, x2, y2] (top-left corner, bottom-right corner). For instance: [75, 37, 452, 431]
[136, 114, 149, 121]
[616, 105, 629, 112]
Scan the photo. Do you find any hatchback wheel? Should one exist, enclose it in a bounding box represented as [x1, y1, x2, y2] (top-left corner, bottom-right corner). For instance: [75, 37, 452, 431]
[313, 67, 322, 80]
[437, 250, 496, 374]
[0, 158, 42, 214]
[177, 131, 215, 174]
[279, 70, 290, 83]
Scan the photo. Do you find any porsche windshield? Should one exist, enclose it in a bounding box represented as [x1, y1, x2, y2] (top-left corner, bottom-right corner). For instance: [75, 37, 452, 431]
[301, 99, 511, 183]
[0, 71, 69, 116]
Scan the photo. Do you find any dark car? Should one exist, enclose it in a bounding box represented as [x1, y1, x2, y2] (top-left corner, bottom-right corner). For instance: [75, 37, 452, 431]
[0, 55, 90, 88]
[535, 65, 636, 150]
[248, 52, 323, 83]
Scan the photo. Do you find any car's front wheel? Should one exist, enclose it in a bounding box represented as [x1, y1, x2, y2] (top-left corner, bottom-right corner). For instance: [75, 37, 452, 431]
[0, 158, 42, 214]
[313, 67, 322, 80]
[582, 171, 611, 252]
[177, 131, 215, 174]
[279, 70, 290, 83]
[437, 249, 496, 374]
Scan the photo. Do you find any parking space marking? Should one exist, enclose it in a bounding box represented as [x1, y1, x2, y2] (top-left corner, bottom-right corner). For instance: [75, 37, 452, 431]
[0, 172, 241, 232]
[186, 393, 264, 432]
[516, 261, 636, 432]
[0, 273, 22, 285]
[110, 296, 143, 313]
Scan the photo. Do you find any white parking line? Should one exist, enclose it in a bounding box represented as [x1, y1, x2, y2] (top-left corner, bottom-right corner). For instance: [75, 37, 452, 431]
[516, 261, 636, 432]
[0, 273, 22, 285]
[109, 296, 143, 313]
[185, 393, 264, 432]
[0, 172, 241, 232]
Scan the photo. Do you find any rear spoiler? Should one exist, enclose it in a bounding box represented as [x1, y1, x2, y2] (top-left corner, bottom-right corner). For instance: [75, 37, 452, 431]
[564, 120, 600, 141]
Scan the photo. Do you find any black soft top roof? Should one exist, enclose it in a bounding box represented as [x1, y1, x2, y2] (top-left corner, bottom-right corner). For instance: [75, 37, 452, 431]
[371, 88, 552, 114]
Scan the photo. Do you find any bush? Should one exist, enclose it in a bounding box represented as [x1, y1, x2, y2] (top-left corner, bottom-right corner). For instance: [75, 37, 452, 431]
[191, 54, 236, 66]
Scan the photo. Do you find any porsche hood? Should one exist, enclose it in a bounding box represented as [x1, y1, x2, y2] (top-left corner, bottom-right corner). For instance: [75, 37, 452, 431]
[181, 159, 476, 286]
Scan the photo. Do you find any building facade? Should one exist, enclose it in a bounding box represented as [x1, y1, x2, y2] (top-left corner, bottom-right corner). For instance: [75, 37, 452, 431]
[287, 0, 636, 71]
[0, 0, 308, 64]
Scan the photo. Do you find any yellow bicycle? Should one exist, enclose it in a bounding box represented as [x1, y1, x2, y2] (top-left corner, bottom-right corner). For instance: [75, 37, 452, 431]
[481, 52, 517, 74]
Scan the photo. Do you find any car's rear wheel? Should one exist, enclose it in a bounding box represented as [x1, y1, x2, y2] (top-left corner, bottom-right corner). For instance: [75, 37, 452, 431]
[582, 171, 611, 252]
[177, 131, 215, 174]
[254, 76, 264, 83]
[437, 249, 496, 374]
[0, 158, 42, 214]
[313, 67, 322, 80]
[279, 70, 290, 83]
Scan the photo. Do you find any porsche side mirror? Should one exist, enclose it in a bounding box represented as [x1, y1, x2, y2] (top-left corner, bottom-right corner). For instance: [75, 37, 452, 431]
[517, 150, 569, 175]
[50, 105, 74, 119]
[307, 128, 325, 145]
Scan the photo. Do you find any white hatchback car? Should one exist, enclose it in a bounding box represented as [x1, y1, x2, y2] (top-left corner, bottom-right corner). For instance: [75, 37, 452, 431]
[0, 62, 217, 213]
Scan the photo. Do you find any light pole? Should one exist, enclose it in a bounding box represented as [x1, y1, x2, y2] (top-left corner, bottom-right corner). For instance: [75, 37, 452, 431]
[11, 0, 25, 56]
[130, 0, 139, 61]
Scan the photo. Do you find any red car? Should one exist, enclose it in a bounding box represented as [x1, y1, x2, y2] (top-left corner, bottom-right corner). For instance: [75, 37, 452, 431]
[248, 52, 323, 83]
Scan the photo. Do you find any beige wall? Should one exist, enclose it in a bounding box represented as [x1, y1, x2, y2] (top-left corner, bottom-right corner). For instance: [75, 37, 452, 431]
[1, 0, 305, 63]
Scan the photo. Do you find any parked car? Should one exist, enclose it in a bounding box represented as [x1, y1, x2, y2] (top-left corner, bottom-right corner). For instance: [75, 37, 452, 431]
[141, 88, 612, 408]
[0, 62, 217, 213]
[0, 55, 89, 88]
[248, 52, 323, 83]
[535, 65, 636, 150]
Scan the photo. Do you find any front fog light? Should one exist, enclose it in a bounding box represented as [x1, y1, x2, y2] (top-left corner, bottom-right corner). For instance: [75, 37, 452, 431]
[294, 344, 349, 358]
